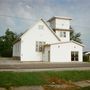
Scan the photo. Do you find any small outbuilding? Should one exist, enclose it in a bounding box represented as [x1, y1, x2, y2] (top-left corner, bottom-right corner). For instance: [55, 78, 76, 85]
[83, 51, 90, 62]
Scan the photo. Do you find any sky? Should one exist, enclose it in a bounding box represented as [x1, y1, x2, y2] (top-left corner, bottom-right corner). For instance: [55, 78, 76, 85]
[0, 0, 90, 51]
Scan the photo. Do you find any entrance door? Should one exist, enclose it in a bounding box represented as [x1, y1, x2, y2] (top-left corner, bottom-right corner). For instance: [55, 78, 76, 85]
[48, 51, 50, 62]
[71, 51, 78, 61]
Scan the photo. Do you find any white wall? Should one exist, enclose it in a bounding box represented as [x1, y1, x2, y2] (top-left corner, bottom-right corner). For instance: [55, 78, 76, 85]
[55, 19, 70, 29]
[49, 18, 70, 29]
[50, 42, 83, 62]
[13, 41, 21, 57]
[21, 20, 59, 61]
[49, 18, 71, 42]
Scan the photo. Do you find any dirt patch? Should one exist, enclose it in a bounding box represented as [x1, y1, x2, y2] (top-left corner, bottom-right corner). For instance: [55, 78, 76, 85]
[43, 77, 80, 90]
[43, 84, 80, 90]
[0, 87, 6, 90]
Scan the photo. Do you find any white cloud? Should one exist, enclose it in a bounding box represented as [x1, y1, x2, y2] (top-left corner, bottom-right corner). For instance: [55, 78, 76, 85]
[0, 0, 90, 50]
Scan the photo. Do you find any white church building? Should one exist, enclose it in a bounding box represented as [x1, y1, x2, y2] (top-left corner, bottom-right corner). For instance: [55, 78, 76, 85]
[13, 16, 84, 62]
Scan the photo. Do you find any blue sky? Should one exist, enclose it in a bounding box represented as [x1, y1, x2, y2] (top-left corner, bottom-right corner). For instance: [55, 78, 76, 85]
[0, 0, 90, 51]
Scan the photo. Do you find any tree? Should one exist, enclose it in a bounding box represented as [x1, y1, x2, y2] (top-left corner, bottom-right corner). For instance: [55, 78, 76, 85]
[0, 28, 18, 57]
[70, 27, 82, 43]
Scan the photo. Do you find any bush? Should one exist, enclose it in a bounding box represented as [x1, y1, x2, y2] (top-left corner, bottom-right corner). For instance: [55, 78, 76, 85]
[83, 55, 90, 62]
[1, 48, 12, 57]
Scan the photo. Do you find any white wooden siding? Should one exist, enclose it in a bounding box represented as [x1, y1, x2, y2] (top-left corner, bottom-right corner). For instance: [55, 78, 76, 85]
[55, 19, 70, 29]
[21, 20, 59, 61]
[50, 42, 83, 62]
[13, 41, 21, 57]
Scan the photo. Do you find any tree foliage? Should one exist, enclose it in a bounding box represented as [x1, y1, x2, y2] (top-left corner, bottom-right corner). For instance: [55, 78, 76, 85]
[0, 28, 18, 57]
[0, 27, 82, 57]
[70, 27, 82, 43]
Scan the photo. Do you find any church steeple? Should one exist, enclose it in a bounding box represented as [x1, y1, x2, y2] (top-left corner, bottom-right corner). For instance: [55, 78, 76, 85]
[48, 16, 72, 42]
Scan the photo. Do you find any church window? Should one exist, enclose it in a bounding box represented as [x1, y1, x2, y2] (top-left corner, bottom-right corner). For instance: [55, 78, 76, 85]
[36, 41, 45, 52]
[60, 31, 66, 37]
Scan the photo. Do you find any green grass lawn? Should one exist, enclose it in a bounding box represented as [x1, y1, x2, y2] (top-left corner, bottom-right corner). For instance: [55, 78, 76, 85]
[0, 70, 90, 87]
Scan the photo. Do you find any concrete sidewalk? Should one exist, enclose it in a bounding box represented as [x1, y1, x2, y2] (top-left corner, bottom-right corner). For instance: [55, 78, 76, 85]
[74, 80, 90, 87]
[0, 67, 90, 72]
[0, 62, 90, 68]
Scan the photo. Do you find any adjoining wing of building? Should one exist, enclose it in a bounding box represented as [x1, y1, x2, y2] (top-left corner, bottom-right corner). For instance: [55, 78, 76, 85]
[13, 16, 84, 62]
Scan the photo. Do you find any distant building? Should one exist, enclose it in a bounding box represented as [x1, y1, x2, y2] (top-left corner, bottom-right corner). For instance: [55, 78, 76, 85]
[13, 16, 84, 62]
[83, 51, 90, 62]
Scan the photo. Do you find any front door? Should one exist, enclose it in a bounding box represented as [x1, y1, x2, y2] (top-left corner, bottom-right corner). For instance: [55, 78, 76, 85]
[71, 51, 79, 61]
[48, 51, 50, 62]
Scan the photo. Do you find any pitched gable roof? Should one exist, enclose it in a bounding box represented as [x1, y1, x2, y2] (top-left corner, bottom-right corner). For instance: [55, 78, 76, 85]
[49, 40, 84, 47]
[14, 18, 60, 44]
[21, 19, 60, 41]
[41, 19, 60, 41]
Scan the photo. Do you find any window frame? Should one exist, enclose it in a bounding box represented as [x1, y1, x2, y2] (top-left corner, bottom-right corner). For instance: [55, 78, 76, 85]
[71, 51, 79, 61]
[63, 32, 66, 37]
[60, 31, 66, 37]
[36, 41, 45, 52]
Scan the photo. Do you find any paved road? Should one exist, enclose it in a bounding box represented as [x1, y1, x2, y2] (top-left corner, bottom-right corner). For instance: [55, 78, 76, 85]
[0, 59, 90, 71]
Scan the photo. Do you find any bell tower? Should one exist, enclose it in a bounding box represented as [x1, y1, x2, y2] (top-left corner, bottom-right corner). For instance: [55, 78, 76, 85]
[48, 16, 72, 42]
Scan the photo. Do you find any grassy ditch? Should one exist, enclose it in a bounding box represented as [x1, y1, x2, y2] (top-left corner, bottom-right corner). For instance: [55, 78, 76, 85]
[0, 70, 90, 87]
